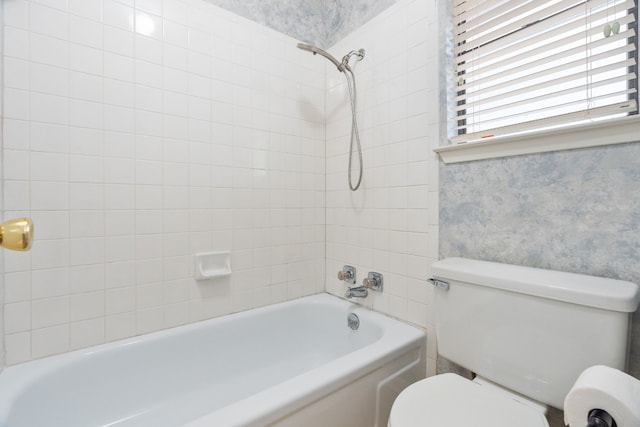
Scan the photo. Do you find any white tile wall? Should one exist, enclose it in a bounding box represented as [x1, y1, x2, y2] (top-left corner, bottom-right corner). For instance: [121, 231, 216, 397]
[3, 0, 326, 364]
[324, 0, 440, 376]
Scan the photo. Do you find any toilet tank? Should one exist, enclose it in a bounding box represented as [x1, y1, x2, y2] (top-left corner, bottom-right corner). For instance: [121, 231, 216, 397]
[432, 258, 640, 409]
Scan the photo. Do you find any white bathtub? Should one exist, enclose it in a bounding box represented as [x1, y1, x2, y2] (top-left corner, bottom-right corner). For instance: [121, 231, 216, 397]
[0, 293, 425, 427]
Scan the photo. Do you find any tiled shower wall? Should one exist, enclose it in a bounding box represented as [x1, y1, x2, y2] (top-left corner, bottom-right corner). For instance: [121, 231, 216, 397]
[324, 0, 440, 376]
[2, 0, 326, 365]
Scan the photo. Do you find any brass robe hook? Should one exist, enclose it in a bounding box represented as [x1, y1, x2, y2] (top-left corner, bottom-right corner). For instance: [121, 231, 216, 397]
[0, 217, 33, 251]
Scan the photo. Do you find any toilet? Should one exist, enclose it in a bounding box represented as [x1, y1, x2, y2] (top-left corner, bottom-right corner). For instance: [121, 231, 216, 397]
[389, 258, 640, 427]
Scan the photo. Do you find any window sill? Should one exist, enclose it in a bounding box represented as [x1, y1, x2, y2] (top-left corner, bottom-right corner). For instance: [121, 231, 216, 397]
[434, 117, 640, 164]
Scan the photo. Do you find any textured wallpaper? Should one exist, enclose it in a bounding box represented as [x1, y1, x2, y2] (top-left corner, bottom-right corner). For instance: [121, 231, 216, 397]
[205, 0, 398, 48]
[439, 141, 640, 378]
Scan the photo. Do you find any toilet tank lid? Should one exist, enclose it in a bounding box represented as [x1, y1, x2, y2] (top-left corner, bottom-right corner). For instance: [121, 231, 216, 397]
[432, 258, 640, 313]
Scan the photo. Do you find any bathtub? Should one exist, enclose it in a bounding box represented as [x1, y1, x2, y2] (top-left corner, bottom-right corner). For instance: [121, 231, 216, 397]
[0, 293, 425, 427]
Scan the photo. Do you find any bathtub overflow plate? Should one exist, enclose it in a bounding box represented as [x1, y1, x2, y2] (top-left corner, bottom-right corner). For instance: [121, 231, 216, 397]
[347, 313, 360, 330]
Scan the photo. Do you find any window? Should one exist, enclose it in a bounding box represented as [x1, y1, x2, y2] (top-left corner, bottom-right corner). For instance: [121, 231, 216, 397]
[450, 0, 638, 144]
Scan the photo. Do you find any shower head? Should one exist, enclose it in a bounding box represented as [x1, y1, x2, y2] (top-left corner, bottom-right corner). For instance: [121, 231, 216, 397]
[297, 43, 345, 72]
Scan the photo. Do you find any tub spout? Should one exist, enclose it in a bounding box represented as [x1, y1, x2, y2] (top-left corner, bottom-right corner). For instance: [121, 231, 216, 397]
[345, 286, 368, 299]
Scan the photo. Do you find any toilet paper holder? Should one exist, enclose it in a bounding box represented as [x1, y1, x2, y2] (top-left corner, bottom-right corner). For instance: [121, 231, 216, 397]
[587, 409, 616, 427]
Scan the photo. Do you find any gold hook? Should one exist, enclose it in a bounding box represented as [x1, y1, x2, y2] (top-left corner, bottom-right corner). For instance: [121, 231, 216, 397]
[0, 217, 33, 251]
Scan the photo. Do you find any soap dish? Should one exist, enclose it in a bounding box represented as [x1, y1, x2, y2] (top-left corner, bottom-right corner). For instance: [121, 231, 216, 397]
[195, 251, 231, 280]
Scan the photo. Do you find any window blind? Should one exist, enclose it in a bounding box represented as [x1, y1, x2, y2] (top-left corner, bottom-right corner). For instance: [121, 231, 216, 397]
[452, 0, 638, 144]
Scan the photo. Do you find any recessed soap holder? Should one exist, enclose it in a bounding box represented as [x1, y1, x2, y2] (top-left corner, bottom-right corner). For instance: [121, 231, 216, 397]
[195, 251, 231, 280]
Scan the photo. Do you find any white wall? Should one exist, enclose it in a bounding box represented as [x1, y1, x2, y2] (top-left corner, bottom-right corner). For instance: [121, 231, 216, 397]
[324, 0, 440, 376]
[2, 0, 326, 364]
[0, 0, 5, 370]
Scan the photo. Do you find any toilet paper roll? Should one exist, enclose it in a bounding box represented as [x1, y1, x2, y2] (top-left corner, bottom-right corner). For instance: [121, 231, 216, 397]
[564, 365, 640, 427]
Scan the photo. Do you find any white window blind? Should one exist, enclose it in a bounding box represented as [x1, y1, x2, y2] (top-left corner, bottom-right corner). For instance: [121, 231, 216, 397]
[452, 0, 638, 144]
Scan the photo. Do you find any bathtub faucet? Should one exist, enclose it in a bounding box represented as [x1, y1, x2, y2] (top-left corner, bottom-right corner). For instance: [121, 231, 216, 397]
[344, 272, 384, 299]
[345, 286, 368, 299]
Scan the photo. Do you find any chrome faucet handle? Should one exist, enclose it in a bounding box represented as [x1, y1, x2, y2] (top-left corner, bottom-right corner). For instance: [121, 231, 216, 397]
[363, 272, 383, 292]
[338, 265, 356, 284]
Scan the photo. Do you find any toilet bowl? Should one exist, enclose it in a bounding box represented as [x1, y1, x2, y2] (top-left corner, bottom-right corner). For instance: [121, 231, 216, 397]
[388, 374, 548, 427]
[389, 258, 640, 427]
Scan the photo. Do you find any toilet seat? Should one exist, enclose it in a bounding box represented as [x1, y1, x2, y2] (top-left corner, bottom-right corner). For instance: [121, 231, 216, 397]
[388, 373, 549, 427]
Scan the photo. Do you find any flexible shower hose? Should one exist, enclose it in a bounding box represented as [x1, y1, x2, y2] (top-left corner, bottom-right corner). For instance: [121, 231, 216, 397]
[344, 68, 363, 191]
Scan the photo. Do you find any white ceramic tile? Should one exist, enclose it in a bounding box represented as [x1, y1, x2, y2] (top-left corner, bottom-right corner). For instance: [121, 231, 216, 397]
[104, 208, 134, 232]
[103, 0, 134, 31]
[70, 71, 103, 102]
[163, 0, 188, 24]
[29, 150, 68, 184]
[4, 150, 30, 180]
[69, 237, 105, 266]
[4, 0, 29, 30]
[70, 318, 105, 349]
[136, 306, 164, 334]
[135, 237, 163, 261]
[68, 0, 103, 22]
[135, 85, 163, 112]
[136, 0, 162, 15]
[69, 210, 104, 238]
[31, 296, 69, 329]
[69, 15, 103, 48]
[69, 264, 105, 294]
[135, 110, 163, 136]
[136, 210, 163, 235]
[70, 291, 105, 321]
[69, 43, 104, 75]
[105, 261, 136, 289]
[136, 282, 164, 308]
[5, 332, 31, 365]
[135, 12, 162, 40]
[135, 60, 162, 87]
[5, 302, 31, 334]
[4, 119, 30, 150]
[69, 155, 104, 183]
[32, 268, 70, 299]
[106, 287, 136, 315]
[31, 181, 68, 210]
[104, 105, 136, 133]
[4, 57, 30, 90]
[163, 20, 188, 47]
[136, 185, 163, 209]
[30, 92, 68, 125]
[30, 3, 68, 40]
[104, 26, 135, 57]
[105, 312, 136, 341]
[105, 184, 135, 209]
[5, 272, 31, 303]
[4, 88, 29, 121]
[31, 0, 67, 11]
[163, 90, 188, 117]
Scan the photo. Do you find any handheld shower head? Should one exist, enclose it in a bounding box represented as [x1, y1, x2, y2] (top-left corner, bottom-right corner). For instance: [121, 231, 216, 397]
[297, 43, 344, 72]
